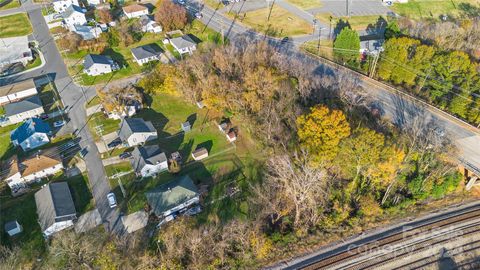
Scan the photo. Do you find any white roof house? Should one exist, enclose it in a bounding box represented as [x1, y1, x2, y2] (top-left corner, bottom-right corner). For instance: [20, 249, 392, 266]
[73, 25, 102, 40]
[170, 35, 197, 55]
[0, 36, 33, 68]
[139, 15, 162, 33]
[52, 0, 79, 13]
[87, 0, 102, 6]
[359, 39, 385, 54]
[83, 54, 118, 76]
[62, 5, 87, 30]
[122, 4, 149, 19]
[0, 79, 38, 105]
[10, 118, 52, 151]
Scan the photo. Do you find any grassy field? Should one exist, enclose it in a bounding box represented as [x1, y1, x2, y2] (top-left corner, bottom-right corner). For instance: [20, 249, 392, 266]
[391, 0, 480, 20]
[0, 13, 32, 38]
[287, 0, 323, 9]
[315, 13, 387, 31]
[0, 0, 20, 10]
[87, 112, 120, 141]
[0, 123, 20, 160]
[230, 5, 313, 37]
[38, 81, 63, 114]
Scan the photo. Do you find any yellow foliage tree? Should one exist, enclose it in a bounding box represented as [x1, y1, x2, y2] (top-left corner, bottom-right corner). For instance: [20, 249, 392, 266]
[296, 105, 351, 161]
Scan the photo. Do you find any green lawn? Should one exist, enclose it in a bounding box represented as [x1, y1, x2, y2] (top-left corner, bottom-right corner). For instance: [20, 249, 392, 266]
[391, 0, 480, 20]
[25, 50, 42, 70]
[186, 19, 224, 45]
[287, 0, 323, 9]
[0, 123, 20, 160]
[38, 81, 63, 114]
[87, 112, 120, 141]
[0, 13, 32, 38]
[86, 96, 101, 108]
[0, 0, 20, 10]
[229, 5, 313, 37]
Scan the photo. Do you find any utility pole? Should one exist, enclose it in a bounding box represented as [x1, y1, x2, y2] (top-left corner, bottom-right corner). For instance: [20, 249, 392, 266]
[317, 27, 323, 55]
[418, 66, 433, 92]
[346, 0, 349, 18]
[369, 52, 380, 78]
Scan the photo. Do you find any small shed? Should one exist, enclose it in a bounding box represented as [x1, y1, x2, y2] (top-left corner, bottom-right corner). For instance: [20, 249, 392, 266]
[171, 151, 182, 163]
[4, 220, 22, 236]
[191, 147, 208, 161]
[227, 130, 237, 142]
[196, 101, 205, 109]
[181, 121, 191, 132]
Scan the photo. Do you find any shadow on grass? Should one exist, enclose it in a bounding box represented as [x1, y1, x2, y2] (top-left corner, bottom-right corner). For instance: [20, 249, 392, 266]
[103, 48, 127, 66]
[196, 140, 213, 153]
[136, 108, 169, 136]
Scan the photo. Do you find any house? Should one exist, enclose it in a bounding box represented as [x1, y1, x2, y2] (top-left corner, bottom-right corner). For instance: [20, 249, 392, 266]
[4, 95, 45, 125]
[73, 25, 102, 40]
[62, 5, 86, 30]
[145, 175, 200, 218]
[122, 4, 149, 19]
[52, 0, 79, 13]
[170, 35, 197, 55]
[181, 121, 191, 132]
[0, 79, 37, 105]
[226, 130, 237, 142]
[0, 36, 33, 68]
[139, 15, 162, 33]
[359, 39, 384, 54]
[118, 118, 157, 146]
[131, 145, 168, 178]
[2, 154, 63, 195]
[4, 220, 22, 236]
[96, 3, 111, 10]
[87, 0, 102, 6]
[11, 118, 51, 151]
[131, 44, 163, 66]
[83, 54, 118, 76]
[191, 147, 208, 161]
[217, 119, 231, 133]
[35, 182, 77, 237]
[107, 99, 141, 120]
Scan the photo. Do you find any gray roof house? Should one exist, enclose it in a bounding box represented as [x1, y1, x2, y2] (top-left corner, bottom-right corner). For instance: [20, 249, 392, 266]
[34, 182, 77, 237]
[145, 175, 200, 217]
[118, 118, 157, 146]
[83, 54, 118, 76]
[131, 145, 168, 177]
[131, 44, 163, 66]
[170, 35, 197, 55]
[4, 95, 44, 125]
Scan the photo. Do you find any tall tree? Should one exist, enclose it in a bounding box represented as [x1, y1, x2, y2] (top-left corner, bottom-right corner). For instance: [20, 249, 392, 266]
[333, 27, 360, 64]
[154, 0, 188, 31]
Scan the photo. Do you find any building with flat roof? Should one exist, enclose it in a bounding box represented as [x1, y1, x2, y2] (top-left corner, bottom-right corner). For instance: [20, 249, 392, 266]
[0, 36, 33, 68]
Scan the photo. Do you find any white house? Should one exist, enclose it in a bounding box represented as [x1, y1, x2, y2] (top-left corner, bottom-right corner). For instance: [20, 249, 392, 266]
[359, 39, 385, 54]
[145, 175, 200, 218]
[191, 147, 208, 161]
[4, 220, 22, 236]
[170, 35, 197, 55]
[107, 99, 141, 120]
[122, 4, 149, 19]
[0, 36, 33, 69]
[87, 0, 102, 6]
[35, 182, 77, 237]
[118, 118, 157, 147]
[73, 25, 102, 40]
[62, 5, 87, 30]
[2, 154, 63, 196]
[3, 95, 45, 126]
[131, 44, 163, 66]
[52, 0, 79, 13]
[131, 145, 168, 178]
[0, 79, 37, 105]
[83, 54, 118, 76]
[10, 118, 51, 151]
[139, 15, 162, 33]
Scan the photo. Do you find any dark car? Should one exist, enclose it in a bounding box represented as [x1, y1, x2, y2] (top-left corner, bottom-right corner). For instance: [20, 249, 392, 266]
[40, 114, 49, 120]
[107, 138, 122, 148]
[119, 151, 132, 159]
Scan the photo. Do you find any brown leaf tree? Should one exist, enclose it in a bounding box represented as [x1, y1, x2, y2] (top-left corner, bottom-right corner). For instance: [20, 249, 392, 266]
[154, 0, 188, 31]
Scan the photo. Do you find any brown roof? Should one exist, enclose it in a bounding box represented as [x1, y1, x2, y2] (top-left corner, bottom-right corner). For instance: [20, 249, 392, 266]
[192, 147, 208, 157]
[227, 131, 236, 139]
[0, 79, 36, 97]
[1, 155, 20, 180]
[2, 153, 62, 180]
[122, 4, 148, 14]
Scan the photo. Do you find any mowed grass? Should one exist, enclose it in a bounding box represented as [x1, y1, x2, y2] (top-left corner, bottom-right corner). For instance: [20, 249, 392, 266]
[0, 13, 32, 38]
[316, 13, 387, 31]
[0, 0, 20, 10]
[287, 0, 323, 9]
[0, 123, 21, 160]
[87, 112, 120, 141]
[232, 5, 313, 37]
[391, 0, 480, 20]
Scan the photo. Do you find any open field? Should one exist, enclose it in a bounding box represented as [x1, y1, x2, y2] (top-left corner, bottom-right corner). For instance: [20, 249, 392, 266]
[0, 0, 20, 11]
[0, 13, 32, 38]
[391, 0, 480, 20]
[230, 5, 313, 37]
[287, 0, 323, 9]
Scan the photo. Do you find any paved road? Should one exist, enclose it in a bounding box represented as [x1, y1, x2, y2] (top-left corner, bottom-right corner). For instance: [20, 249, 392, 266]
[0, 1, 124, 234]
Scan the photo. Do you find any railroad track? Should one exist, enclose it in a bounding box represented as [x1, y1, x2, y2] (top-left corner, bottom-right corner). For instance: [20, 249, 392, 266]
[301, 208, 480, 270]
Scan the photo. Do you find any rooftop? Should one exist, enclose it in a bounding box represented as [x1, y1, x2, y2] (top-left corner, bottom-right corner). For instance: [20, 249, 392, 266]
[0, 78, 36, 98]
[83, 54, 114, 69]
[35, 182, 76, 231]
[118, 118, 156, 141]
[1, 153, 62, 180]
[170, 35, 196, 50]
[131, 145, 167, 173]
[61, 4, 84, 18]
[122, 4, 148, 14]
[5, 94, 43, 117]
[131, 44, 163, 60]
[0, 36, 31, 66]
[10, 118, 51, 144]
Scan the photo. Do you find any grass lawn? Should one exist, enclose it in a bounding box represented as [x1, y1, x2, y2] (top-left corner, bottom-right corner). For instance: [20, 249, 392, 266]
[229, 5, 313, 37]
[287, 0, 323, 9]
[86, 95, 101, 108]
[0, 0, 20, 10]
[186, 19, 224, 45]
[391, 0, 480, 20]
[203, 0, 222, 9]
[315, 13, 387, 31]
[87, 112, 120, 141]
[0, 123, 20, 160]
[38, 81, 63, 114]
[0, 13, 32, 38]
[25, 50, 42, 70]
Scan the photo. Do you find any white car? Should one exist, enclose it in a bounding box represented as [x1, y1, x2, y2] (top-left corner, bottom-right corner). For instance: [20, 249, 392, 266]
[107, 192, 117, 208]
[53, 120, 66, 127]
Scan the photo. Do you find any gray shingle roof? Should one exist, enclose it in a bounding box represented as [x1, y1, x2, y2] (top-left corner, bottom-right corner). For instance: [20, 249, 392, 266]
[130, 145, 167, 173]
[145, 175, 199, 216]
[83, 54, 113, 69]
[130, 44, 163, 60]
[5, 95, 43, 117]
[4, 220, 19, 232]
[61, 4, 84, 19]
[170, 35, 196, 50]
[118, 118, 156, 141]
[34, 182, 76, 231]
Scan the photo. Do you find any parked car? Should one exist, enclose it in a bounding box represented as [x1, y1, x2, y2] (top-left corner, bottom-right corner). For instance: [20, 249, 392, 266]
[107, 193, 117, 208]
[79, 148, 88, 158]
[53, 120, 66, 127]
[107, 138, 122, 148]
[195, 12, 203, 19]
[119, 151, 132, 159]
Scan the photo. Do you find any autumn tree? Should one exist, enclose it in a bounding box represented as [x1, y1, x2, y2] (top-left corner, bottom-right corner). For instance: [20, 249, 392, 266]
[296, 105, 351, 161]
[154, 0, 188, 31]
[97, 85, 143, 114]
[57, 32, 82, 53]
[95, 9, 113, 24]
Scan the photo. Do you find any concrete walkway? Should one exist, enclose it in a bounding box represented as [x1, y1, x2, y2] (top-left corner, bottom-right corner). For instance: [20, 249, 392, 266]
[86, 104, 102, 116]
[122, 211, 148, 233]
[75, 209, 102, 233]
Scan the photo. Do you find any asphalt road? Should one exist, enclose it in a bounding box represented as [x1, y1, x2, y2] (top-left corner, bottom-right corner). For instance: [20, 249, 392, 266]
[0, 1, 124, 233]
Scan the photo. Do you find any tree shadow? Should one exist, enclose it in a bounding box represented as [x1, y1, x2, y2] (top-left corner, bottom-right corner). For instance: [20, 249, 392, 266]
[135, 108, 169, 136]
[186, 113, 197, 129]
[437, 248, 458, 270]
[365, 16, 388, 37]
[333, 19, 351, 37]
[178, 138, 194, 160]
[187, 33, 202, 44]
[196, 140, 213, 153]
[102, 48, 127, 67]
